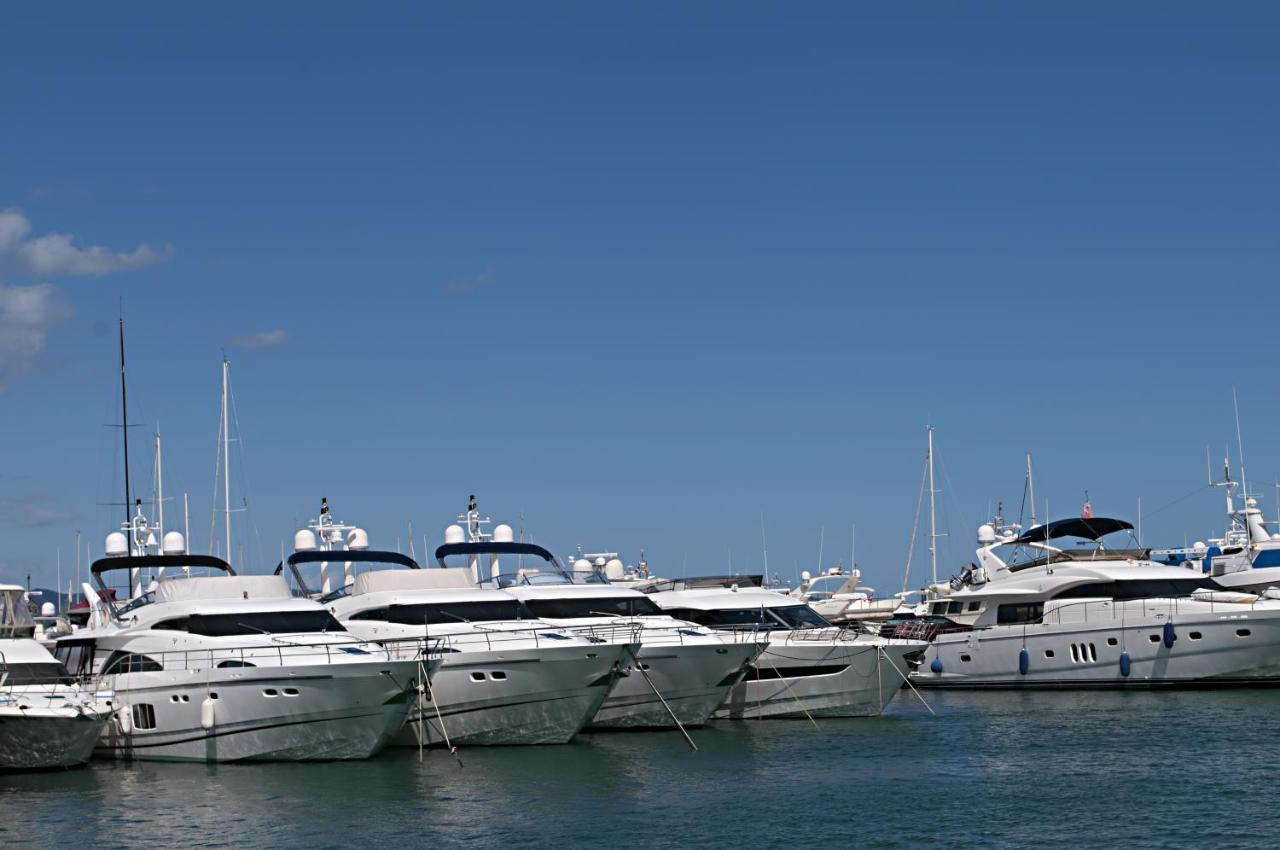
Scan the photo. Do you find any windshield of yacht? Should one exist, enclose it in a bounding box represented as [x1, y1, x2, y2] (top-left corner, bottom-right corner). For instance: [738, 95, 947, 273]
[0, 661, 75, 686]
[349, 600, 535, 625]
[153, 611, 346, 636]
[664, 603, 832, 631]
[522, 596, 665, 619]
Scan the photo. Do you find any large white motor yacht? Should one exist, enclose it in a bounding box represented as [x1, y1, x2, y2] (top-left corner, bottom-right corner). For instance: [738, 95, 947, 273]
[446, 499, 764, 729]
[283, 503, 633, 746]
[911, 516, 1280, 687]
[0, 585, 110, 770]
[641, 576, 926, 719]
[53, 529, 430, 762]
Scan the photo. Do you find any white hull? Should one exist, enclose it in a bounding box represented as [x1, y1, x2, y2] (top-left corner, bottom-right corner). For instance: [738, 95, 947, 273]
[0, 707, 107, 770]
[717, 635, 921, 719]
[916, 604, 1280, 687]
[589, 640, 759, 729]
[398, 643, 627, 747]
[96, 660, 419, 761]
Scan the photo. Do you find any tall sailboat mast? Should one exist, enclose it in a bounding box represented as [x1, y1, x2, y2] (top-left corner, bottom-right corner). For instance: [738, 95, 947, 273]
[118, 319, 133, 536]
[927, 426, 939, 586]
[221, 357, 232, 568]
[1026, 451, 1037, 527]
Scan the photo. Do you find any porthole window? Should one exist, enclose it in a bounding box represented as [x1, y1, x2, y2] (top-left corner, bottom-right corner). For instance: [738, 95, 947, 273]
[490, 671, 507, 680]
[1070, 644, 1079, 663]
[263, 688, 279, 697]
[1237, 629, 1252, 637]
[1189, 631, 1203, 640]
[1088, 643, 1097, 662]
[959, 654, 971, 663]
[1107, 637, 1118, 647]
[1044, 649, 1055, 659]
[470, 672, 485, 682]
[1149, 635, 1160, 643]
[283, 688, 299, 696]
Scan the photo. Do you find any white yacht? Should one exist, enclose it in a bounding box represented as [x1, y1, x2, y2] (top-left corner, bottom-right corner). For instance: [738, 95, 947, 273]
[282, 503, 633, 746]
[447, 499, 764, 729]
[52, 528, 431, 762]
[1149, 464, 1280, 592]
[912, 516, 1280, 687]
[1, 585, 110, 770]
[640, 576, 927, 719]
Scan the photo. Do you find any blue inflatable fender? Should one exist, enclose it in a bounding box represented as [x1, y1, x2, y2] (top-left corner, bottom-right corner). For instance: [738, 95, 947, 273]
[930, 658, 944, 674]
[1163, 621, 1176, 648]
[1119, 651, 1131, 677]
[1018, 648, 1030, 675]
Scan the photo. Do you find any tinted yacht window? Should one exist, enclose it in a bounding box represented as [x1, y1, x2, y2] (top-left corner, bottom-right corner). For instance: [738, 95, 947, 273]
[996, 603, 1044, 625]
[1053, 579, 1219, 601]
[0, 662, 75, 685]
[522, 597, 664, 619]
[175, 611, 346, 636]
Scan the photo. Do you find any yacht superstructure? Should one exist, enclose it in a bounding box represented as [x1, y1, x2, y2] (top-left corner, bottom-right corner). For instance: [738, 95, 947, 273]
[0, 585, 110, 770]
[284, 501, 631, 746]
[445, 498, 764, 729]
[640, 576, 926, 718]
[51, 521, 429, 762]
[913, 517, 1280, 687]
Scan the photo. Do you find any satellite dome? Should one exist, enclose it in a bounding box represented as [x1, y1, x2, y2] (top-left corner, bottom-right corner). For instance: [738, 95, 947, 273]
[605, 558, 625, 580]
[977, 524, 997, 544]
[445, 524, 465, 544]
[162, 531, 186, 556]
[40, 602, 55, 617]
[573, 558, 592, 573]
[493, 524, 514, 543]
[294, 529, 317, 552]
[105, 532, 129, 557]
[347, 528, 369, 551]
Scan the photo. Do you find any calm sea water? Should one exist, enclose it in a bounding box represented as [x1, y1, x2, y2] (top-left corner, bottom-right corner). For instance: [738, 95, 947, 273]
[5, 689, 1280, 849]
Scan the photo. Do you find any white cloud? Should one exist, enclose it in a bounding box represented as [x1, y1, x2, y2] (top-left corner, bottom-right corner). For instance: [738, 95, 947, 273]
[0, 207, 173, 277]
[444, 270, 495, 295]
[18, 233, 174, 277]
[230, 329, 288, 349]
[0, 283, 70, 390]
[0, 208, 31, 252]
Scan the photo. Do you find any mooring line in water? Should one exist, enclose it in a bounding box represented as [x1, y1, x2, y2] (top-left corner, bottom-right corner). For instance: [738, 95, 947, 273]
[876, 647, 935, 717]
[762, 661, 820, 729]
[420, 657, 462, 768]
[627, 648, 698, 752]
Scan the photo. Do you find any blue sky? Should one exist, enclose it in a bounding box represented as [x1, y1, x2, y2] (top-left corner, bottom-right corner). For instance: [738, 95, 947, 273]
[3, 3, 1279, 594]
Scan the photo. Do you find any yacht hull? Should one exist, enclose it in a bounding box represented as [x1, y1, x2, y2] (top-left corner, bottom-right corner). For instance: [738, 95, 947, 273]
[397, 643, 628, 747]
[716, 636, 921, 719]
[0, 707, 108, 770]
[916, 608, 1280, 688]
[95, 660, 419, 762]
[588, 640, 759, 728]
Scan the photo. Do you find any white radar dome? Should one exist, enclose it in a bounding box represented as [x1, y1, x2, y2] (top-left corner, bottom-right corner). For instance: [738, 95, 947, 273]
[1247, 498, 1258, 508]
[801, 570, 811, 582]
[162, 531, 186, 556]
[105, 532, 129, 557]
[594, 556, 606, 567]
[40, 602, 55, 617]
[445, 524, 465, 545]
[294, 529, 317, 552]
[493, 524, 514, 543]
[977, 524, 997, 544]
[1193, 541, 1207, 555]
[573, 558, 592, 572]
[605, 558, 625, 580]
[347, 528, 369, 550]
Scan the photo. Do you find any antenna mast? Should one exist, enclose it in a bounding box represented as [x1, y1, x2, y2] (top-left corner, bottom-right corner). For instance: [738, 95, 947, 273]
[928, 426, 939, 586]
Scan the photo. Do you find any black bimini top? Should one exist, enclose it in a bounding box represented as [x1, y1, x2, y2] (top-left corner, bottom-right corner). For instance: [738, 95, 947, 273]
[1014, 517, 1135, 545]
[274, 549, 420, 576]
[434, 541, 557, 568]
[91, 554, 235, 577]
